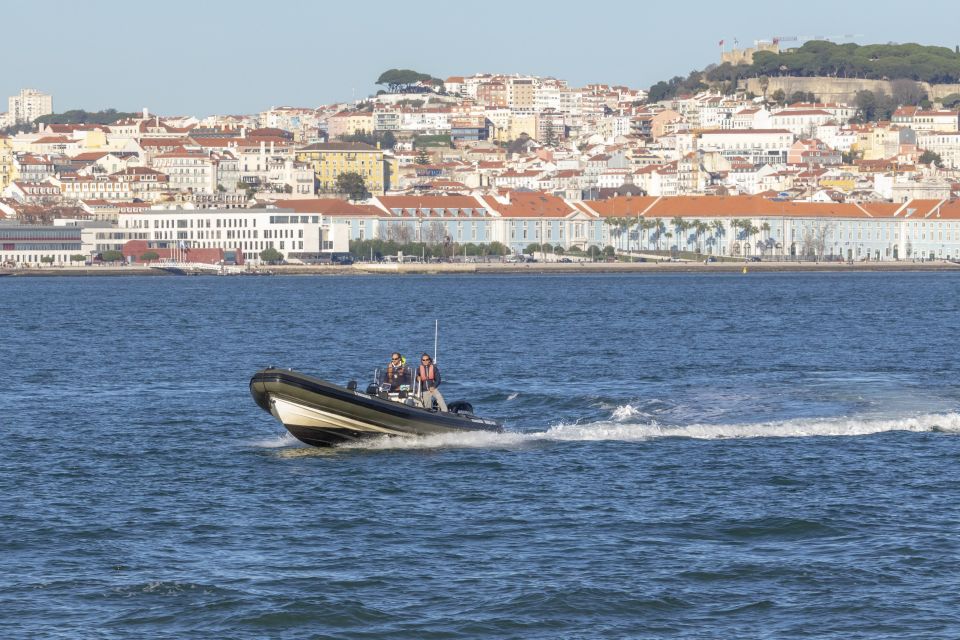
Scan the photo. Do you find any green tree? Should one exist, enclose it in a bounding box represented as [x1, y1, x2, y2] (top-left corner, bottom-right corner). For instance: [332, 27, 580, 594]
[648, 81, 672, 102]
[70, 254, 86, 264]
[693, 220, 710, 253]
[920, 150, 944, 167]
[375, 69, 441, 93]
[34, 108, 139, 126]
[759, 75, 770, 97]
[101, 250, 124, 262]
[260, 247, 284, 263]
[941, 93, 960, 108]
[415, 149, 430, 165]
[486, 241, 509, 256]
[140, 251, 160, 262]
[855, 90, 879, 121]
[40, 256, 55, 265]
[770, 89, 786, 104]
[542, 125, 557, 146]
[335, 172, 371, 200]
[507, 133, 533, 155]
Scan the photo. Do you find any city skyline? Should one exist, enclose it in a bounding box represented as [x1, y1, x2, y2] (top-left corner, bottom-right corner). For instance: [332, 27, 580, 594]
[4, 0, 960, 116]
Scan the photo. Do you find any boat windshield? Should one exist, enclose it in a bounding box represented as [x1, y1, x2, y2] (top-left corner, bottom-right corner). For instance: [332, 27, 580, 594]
[373, 366, 417, 392]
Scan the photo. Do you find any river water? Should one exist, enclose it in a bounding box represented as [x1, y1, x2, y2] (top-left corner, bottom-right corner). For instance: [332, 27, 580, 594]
[3, 272, 960, 638]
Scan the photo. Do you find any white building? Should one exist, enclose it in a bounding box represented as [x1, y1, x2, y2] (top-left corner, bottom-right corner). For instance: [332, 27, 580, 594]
[118, 206, 349, 263]
[152, 149, 218, 194]
[916, 131, 960, 169]
[8, 89, 53, 125]
[770, 109, 836, 137]
[698, 129, 794, 164]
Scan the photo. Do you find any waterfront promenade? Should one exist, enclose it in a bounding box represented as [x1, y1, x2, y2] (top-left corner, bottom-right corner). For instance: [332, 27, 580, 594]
[3, 260, 960, 277]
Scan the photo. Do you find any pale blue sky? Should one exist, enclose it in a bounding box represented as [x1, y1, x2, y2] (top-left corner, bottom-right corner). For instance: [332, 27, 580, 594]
[2, 0, 958, 116]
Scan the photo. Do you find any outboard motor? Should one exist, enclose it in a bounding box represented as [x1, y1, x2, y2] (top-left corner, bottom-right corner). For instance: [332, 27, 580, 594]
[447, 400, 474, 415]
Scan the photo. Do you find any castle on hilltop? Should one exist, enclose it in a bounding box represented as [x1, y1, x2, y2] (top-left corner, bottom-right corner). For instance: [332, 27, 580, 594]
[721, 40, 781, 66]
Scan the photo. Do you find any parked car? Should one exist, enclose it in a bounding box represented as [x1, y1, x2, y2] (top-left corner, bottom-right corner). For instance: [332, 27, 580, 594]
[558, 257, 573, 263]
[746, 256, 761, 262]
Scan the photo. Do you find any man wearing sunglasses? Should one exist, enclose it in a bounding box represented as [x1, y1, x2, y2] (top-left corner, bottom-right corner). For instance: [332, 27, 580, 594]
[417, 353, 447, 412]
[385, 352, 406, 391]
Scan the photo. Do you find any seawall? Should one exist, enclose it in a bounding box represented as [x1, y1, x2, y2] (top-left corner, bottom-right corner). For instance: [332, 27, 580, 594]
[739, 76, 960, 104]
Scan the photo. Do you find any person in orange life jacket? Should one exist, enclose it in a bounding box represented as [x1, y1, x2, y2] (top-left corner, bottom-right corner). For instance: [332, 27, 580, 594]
[386, 352, 407, 390]
[417, 353, 447, 412]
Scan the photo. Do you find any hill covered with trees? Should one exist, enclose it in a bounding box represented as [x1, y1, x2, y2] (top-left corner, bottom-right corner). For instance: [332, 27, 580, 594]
[650, 41, 960, 101]
[35, 108, 140, 126]
[712, 41, 960, 83]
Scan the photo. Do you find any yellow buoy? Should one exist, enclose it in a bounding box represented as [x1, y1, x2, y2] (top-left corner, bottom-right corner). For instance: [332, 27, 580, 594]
[742, 266, 748, 274]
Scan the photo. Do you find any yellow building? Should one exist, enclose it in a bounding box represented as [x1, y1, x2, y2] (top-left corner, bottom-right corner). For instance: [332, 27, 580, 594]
[0, 135, 14, 192]
[820, 177, 857, 192]
[296, 142, 387, 196]
[508, 114, 538, 142]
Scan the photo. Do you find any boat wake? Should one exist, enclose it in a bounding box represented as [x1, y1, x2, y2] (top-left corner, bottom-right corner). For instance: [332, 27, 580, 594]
[336, 407, 960, 451]
[247, 432, 303, 448]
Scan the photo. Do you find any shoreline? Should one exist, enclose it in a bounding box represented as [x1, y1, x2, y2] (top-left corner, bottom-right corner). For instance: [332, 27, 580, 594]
[3, 260, 960, 277]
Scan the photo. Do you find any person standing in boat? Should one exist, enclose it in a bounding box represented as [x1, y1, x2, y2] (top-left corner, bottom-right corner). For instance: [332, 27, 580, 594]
[386, 352, 407, 391]
[417, 353, 447, 412]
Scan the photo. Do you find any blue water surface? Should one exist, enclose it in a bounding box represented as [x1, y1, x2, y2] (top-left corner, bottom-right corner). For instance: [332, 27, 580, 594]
[2, 272, 960, 638]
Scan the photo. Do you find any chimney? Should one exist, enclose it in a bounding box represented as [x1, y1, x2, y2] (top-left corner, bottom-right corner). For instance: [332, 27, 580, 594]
[143, 107, 149, 119]
[240, 126, 246, 139]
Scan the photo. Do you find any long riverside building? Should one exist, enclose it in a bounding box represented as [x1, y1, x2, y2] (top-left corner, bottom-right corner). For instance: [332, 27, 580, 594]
[6, 194, 960, 266]
[279, 193, 960, 262]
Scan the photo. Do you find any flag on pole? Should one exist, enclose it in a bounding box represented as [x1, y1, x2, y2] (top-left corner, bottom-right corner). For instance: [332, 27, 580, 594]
[719, 39, 724, 47]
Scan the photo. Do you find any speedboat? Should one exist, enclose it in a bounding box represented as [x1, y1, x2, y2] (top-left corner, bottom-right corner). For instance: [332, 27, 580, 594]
[250, 366, 503, 447]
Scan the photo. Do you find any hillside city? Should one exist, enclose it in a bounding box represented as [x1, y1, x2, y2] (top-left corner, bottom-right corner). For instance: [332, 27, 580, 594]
[5, 48, 960, 268]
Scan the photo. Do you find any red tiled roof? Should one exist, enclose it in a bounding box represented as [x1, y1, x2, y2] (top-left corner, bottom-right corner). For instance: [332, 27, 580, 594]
[273, 198, 380, 216]
[480, 192, 577, 218]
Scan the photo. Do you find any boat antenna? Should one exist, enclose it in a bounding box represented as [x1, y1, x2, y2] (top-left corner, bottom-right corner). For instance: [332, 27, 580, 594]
[434, 319, 439, 364]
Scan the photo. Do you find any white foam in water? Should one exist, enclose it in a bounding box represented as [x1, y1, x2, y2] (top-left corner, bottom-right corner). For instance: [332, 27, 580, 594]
[342, 429, 533, 451]
[544, 411, 960, 442]
[252, 410, 960, 452]
[611, 404, 641, 421]
[247, 432, 303, 448]
[506, 393, 519, 401]
[337, 411, 960, 451]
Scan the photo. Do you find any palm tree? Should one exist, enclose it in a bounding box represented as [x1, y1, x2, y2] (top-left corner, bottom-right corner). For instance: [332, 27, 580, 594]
[694, 220, 710, 255]
[711, 219, 725, 255]
[729, 218, 746, 256]
[760, 222, 772, 256]
[656, 219, 667, 253]
[670, 216, 686, 256]
[603, 217, 620, 253]
[620, 217, 632, 253]
[640, 218, 654, 252]
[743, 223, 760, 257]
